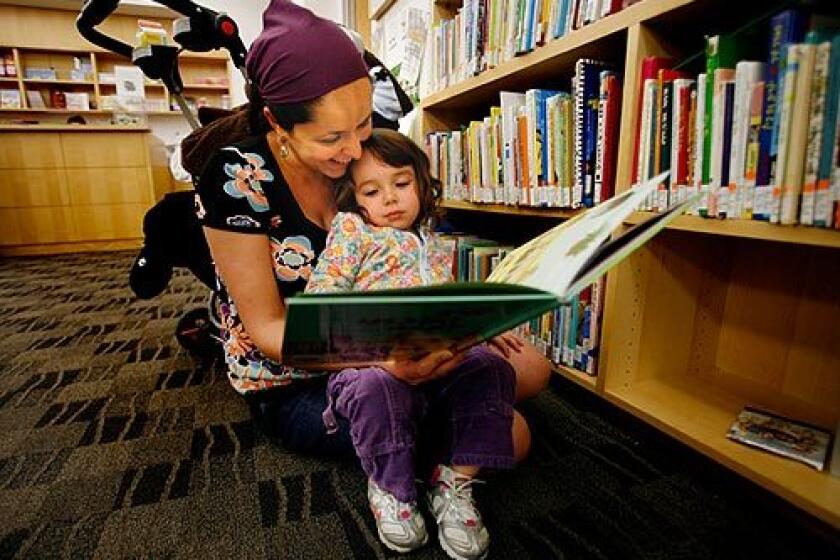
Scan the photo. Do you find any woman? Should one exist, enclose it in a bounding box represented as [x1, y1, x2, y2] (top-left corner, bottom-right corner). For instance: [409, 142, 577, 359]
[196, 0, 550, 461]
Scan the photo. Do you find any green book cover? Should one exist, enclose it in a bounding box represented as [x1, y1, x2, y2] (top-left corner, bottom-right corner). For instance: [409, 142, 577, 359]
[282, 171, 696, 369]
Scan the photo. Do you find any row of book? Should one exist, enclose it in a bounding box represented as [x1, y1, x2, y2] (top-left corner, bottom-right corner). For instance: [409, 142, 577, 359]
[634, 9, 840, 228]
[441, 233, 603, 375]
[426, 58, 621, 208]
[425, 0, 640, 94]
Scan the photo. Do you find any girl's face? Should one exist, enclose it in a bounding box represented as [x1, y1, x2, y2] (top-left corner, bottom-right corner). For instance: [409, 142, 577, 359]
[274, 77, 373, 179]
[350, 150, 421, 230]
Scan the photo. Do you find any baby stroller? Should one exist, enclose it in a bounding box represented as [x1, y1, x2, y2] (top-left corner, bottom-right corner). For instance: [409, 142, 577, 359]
[77, 0, 413, 359]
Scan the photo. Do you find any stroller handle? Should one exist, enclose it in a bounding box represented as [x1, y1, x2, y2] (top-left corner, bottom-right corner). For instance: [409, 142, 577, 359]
[77, 0, 133, 59]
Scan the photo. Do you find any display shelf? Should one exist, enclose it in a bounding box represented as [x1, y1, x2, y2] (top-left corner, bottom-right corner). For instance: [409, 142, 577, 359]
[604, 376, 840, 528]
[624, 213, 840, 249]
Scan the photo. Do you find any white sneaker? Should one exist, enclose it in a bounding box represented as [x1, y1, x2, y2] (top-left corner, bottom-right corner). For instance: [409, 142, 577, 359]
[368, 479, 428, 553]
[425, 465, 489, 560]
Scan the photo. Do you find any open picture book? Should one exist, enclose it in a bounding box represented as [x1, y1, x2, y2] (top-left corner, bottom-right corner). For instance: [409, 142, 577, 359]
[282, 171, 693, 368]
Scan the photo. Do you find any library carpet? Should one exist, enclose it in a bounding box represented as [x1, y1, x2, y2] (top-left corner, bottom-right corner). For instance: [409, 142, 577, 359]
[0, 251, 837, 560]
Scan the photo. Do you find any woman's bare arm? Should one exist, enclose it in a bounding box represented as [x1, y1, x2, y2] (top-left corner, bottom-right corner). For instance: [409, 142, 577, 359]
[203, 227, 287, 362]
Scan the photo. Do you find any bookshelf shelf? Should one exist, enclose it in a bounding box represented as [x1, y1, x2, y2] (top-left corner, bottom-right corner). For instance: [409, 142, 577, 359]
[442, 200, 579, 219]
[0, 108, 111, 113]
[22, 78, 95, 86]
[625, 213, 840, 249]
[604, 376, 840, 528]
[554, 364, 597, 391]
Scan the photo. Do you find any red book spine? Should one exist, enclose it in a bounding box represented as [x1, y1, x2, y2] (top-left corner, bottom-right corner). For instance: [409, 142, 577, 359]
[601, 74, 621, 201]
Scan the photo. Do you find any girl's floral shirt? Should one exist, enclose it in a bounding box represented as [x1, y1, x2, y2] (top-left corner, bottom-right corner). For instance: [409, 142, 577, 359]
[305, 212, 453, 293]
[196, 135, 330, 394]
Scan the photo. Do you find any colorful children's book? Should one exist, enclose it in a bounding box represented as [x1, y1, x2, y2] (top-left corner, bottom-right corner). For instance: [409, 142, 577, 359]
[727, 407, 832, 471]
[281, 171, 696, 368]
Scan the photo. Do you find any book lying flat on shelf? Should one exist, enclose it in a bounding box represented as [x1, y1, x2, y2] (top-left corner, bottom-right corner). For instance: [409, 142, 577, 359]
[281, 171, 694, 368]
[727, 407, 832, 471]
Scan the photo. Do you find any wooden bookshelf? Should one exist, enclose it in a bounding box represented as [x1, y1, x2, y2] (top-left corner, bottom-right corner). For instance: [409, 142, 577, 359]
[418, 0, 840, 529]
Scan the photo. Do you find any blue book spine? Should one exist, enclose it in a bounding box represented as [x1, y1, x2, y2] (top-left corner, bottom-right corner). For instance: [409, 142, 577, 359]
[578, 61, 606, 207]
[537, 89, 561, 196]
[768, 11, 805, 163]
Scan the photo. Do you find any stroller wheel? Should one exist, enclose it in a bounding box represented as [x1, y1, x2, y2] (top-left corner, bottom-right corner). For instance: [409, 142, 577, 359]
[175, 307, 221, 360]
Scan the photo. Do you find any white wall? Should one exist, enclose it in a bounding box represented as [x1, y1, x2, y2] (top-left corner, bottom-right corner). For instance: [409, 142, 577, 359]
[119, 0, 351, 146]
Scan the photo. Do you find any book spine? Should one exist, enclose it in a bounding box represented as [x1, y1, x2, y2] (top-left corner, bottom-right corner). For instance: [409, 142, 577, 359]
[573, 61, 585, 208]
[756, 11, 799, 189]
[703, 35, 721, 186]
[801, 41, 830, 226]
[517, 108, 531, 204]
[729, 62, 764, 219]
[718, 80, 736, 218]
[525, 89, 539, 204]
[595, 72, 609, 205]
[781, 44, 816, 225]
[743, 80, 765, 218]
[601, 72, 620, 203]
[692, 73, 707, 215]
[632, 57, 671, 185]
[772, 44, 801, 223]
[815, 36, 840, 227]
[658, 78, 672, 212]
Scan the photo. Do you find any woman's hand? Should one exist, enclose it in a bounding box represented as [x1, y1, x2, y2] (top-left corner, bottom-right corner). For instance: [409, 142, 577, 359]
[487, 331, 525, 358]
[382, 349, 465, 385]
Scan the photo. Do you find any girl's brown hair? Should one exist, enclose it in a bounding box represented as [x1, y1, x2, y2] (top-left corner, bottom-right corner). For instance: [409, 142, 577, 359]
[335, 128, 442, 227]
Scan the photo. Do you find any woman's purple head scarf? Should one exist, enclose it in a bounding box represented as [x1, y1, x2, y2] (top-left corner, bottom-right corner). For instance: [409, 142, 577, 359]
[245, 0, 369, 105]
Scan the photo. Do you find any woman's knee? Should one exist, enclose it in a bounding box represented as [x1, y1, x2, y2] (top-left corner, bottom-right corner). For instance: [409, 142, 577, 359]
[458, 347, 517, 402]
[489, 341, 551, 401]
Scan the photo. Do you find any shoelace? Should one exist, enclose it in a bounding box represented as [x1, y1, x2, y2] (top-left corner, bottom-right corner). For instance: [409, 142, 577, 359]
[437, 477, 485, 524]
[376, 486, 415, 520]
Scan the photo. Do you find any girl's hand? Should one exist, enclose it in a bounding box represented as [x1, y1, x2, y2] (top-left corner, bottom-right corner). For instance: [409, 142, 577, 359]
[382, 349, 465, 385]
[487, 331, 525, 358]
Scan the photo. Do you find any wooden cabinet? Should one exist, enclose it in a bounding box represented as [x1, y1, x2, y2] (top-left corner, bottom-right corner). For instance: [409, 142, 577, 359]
[0, 129, 155, 255]
[416, 0, 840, 528]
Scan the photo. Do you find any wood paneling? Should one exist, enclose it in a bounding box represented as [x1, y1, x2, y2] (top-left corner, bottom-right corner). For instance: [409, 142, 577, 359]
[66, 167, 154, 206]
[60, 132, 147, 168]
[0, 168, 70, 207]
[0, 133, 63, 169]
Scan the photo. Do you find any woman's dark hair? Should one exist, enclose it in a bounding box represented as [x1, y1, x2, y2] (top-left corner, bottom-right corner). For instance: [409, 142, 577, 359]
[246, 81, 319, 135]
[335, 128, 442, 228]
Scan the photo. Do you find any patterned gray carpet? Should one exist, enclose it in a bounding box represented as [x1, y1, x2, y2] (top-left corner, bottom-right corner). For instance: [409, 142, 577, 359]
[0, 251, 836, 559]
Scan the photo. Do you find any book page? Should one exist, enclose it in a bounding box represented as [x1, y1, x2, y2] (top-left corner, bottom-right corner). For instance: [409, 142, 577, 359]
[487, 171, 668, 298]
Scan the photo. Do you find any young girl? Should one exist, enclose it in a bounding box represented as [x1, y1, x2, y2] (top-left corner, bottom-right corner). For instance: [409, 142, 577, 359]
[305, 129, 517, 560]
